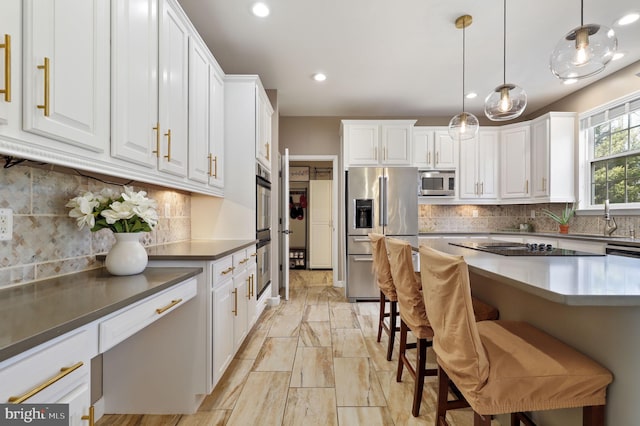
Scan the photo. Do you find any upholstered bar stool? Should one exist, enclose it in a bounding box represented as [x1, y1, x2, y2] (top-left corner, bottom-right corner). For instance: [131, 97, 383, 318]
[419, 245, 613, 426]
[369, 233, 400, 361]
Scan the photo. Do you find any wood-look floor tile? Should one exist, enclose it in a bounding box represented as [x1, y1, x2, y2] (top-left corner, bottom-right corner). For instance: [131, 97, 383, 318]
[267, 313, 302, 337]
[332, 328, 368, 358]
[252, 337, 298, 371]
[334, 357, 386, 407]
[176, 411, 231, 426]
[357, 314, 380, 337]
[198, 359, 254, 411]
[337, 407, 395, 425]
[283, 388, 338, 426]
[235, 328, 267, 360]
[330, 305, 360, 329]
[376, 369, 437, 422]
[96, 414, 181, 426]
[225, 371, 290, 426]
[354, 301, 380, 316]
[290, 346, 335, 388]
[306, 287, 330, 304]
[252, 305, 278, 330]
[302, 303, 330, 321]
[298, 321, 332, 347]
[364, 336, 398, 372]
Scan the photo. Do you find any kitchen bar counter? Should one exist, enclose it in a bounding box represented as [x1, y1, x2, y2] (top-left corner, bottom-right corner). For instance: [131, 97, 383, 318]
[0, 267, 202, 362]
[419, 238, 640, 306]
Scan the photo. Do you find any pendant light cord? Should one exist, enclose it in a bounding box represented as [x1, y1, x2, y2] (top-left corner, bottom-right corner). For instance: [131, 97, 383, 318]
[502, 0, 506, 84]
[580, 0, 584, 26]
[462, 22, 466, 112]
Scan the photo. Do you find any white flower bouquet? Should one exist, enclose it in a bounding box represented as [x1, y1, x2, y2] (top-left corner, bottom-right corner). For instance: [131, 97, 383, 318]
[66, 186, 159, 233]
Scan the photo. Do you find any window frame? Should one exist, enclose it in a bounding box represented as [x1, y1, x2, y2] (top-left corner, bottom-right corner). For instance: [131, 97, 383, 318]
[578, 90, 640, 215]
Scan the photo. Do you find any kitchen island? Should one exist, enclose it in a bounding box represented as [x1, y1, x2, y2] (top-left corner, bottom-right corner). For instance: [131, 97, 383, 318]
[419, 238, 640, 426]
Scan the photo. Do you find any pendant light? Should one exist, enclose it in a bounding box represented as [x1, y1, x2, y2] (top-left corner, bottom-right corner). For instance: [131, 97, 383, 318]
[449, 15, 479, 141]
[484, 0, 527, 121]
[550, 0, 617, 80]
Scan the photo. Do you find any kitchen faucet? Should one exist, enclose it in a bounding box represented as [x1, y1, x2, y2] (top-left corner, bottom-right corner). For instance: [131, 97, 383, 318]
[604, 199, 617, 236]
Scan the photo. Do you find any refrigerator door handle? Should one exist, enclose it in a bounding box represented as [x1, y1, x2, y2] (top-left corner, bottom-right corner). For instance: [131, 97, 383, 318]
[382, 176, 388, 226]
[378, 175, 384, 227]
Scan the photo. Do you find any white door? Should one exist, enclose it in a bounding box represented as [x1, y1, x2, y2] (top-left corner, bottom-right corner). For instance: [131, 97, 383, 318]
[23, 0, 110, 151]
[309, 180, 333, 268]
[281, 149, 290, 301]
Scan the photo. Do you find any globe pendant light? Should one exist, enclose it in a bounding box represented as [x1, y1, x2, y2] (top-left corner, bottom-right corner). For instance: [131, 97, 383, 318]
[550, 0, 617, 80]
[484, 0, 527, 121]
[449, 15, 479, 141]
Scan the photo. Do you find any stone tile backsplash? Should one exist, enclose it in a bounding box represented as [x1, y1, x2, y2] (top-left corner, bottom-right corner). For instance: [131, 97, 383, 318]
[419, 204, 640, 237]
[0, 163, 191, 288]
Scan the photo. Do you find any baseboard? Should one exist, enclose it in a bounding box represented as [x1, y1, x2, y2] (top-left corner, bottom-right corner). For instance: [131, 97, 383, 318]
[94, 397, 105, 422]
[334, 280, 345, 288]
[267, 295, 281, 306]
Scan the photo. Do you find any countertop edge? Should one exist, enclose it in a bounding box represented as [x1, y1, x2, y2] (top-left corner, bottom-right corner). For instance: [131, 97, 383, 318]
[0, 267, 202, 363]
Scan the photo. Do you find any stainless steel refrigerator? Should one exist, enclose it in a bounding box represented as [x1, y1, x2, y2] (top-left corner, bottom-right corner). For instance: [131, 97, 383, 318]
[346, 167, 418, 301]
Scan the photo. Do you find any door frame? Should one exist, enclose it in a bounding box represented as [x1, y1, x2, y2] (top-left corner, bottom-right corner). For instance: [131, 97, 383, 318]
[288, 154, 339, 287]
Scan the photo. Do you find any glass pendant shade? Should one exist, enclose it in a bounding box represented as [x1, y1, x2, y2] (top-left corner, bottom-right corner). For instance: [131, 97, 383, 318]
[550, 23, 618, 80]
[484, 83, 527, 121]
[448, 112, 479, 141]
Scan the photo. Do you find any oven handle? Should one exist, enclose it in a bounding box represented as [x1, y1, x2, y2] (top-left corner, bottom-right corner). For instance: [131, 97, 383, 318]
[606, 244, 640, 258]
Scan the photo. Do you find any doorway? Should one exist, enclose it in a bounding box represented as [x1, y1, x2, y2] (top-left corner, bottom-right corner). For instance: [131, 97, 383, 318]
[283, 155, 339, 290]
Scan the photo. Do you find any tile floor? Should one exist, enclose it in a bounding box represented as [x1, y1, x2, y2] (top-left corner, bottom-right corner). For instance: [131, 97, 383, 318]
[97, 270, 498, 426]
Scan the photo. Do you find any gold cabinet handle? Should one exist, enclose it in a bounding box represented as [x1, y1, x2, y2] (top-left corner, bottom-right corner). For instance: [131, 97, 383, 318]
[82, 406, 95, 426]
[0, 34, 11, 102]
[266, 142, 270, 160]
[8, 361, 83, 403]
[239, 258, 249, 264]
[246, 276, 251, 298]
[436, 151, 439, 164]
[542, 177, 547, 192]
[208, 153, 218, 178]
[221, 266, 234, 275]
[152, 123, 160, 158]
[164, 129, 172, 161]
[475, 182, 478, 195]
[250, 274, 254, 297]
[155, 298, 183, 314]
[525, 179, 529, 194]
[427, 151, 431, 164]
[37, 57, 50, 116]
[232, 288, 238, 316]
[480, 182, 484, 196]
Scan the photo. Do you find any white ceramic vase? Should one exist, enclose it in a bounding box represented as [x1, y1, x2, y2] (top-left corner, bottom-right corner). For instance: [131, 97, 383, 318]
[105, 232, 148, 276]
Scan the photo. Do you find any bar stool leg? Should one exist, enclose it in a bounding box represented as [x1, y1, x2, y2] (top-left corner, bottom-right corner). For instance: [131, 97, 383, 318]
[386, 300, 397, 361]
[436, 365, 449, 426]
[473, 413, 491, 426]
[412, 338, 428, 416]
[583, 405, 605, 426]
[377, 291, 385, 342]
[396, 320, 408, 382]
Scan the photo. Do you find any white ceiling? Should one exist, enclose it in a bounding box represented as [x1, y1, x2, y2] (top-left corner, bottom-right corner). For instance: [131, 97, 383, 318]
[177, 0, 640, 118]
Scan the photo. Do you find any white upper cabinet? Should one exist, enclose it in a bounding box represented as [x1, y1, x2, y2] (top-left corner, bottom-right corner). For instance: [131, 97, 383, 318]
[342, 120, 415, 167]
[23, 0, 110, 152]
[256, 89, 273, 171]
[158, 0, 189, 178]
[188, 36, 224, 191]
[0, 0, 19, 126]
[500, 123, 531, 199]
[413, 128, 457, 170]
[111, 0, 159, 169]
[459, 130, 499, 199]
[531, 112, 576, 202]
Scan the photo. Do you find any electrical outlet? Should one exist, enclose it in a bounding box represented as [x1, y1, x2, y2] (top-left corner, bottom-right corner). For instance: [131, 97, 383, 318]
[0, 208, 13, 241]
[472, 209, 478, 218]
[530, 210, 536, 219]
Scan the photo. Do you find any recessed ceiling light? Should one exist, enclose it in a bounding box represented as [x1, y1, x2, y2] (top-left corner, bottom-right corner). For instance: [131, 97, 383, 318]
[563, 78, 578, 85]
[312, 73, 327, 82]
[617, 13, 639, 26]
[612, 52, 625, 61]
[252, 2, 270, 18]
[465, 92, 477, 99]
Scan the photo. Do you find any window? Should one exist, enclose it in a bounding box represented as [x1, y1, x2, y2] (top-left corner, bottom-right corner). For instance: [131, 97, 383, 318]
[582, 95, 640, 206]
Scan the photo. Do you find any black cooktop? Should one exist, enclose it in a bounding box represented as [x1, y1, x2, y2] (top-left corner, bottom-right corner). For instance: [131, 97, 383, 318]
[448, 241, 604, 256]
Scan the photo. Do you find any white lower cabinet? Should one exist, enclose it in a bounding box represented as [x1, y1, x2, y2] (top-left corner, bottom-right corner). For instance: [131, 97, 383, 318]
[0, 328, 93, 425]
[212, 265, 234, 385]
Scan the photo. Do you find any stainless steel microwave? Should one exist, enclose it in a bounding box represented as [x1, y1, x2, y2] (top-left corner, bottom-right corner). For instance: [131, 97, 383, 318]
[419, 171, 455, 196]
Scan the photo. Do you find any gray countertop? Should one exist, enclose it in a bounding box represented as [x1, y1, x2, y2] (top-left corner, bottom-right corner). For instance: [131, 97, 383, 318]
[0, 267, 203, 363]
[97, 239, 258, 261]
[419, 238, 640, 307]
[420, 230, 640, 246]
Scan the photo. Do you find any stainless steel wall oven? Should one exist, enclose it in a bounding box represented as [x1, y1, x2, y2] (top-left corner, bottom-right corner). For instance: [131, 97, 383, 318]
[256, 164, 271, 298]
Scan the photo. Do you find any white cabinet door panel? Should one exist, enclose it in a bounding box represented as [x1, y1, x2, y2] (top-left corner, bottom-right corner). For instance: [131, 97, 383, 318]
[23, 0, 109, 152]
[381, 124, 411, 165]
[501, 125, 530, 199]
[111, 0, 158, 168]
[188, 38, 211, 184]
[209, 67, 224, 189]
